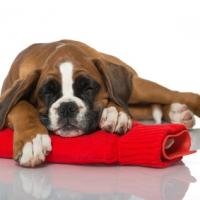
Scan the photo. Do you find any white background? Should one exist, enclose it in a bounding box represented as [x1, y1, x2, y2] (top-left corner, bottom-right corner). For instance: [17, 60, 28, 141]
[0, 0, 200, 199]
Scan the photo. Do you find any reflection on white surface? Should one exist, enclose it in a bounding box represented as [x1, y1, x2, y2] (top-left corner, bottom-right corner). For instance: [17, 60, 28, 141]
[0, 159, 196, 200]
[189, 129, 200, 150]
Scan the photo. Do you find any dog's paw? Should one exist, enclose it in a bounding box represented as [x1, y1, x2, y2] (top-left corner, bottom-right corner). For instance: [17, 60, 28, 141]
[169, 103, 195, 129]
[100, 106, 132, 135]
[18, 134, 52, 167]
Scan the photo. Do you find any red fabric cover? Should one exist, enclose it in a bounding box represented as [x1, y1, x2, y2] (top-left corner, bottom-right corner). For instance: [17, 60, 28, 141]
[0, 122, 195, 168]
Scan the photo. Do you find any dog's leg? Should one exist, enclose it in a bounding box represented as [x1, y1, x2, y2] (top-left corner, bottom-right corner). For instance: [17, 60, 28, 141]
[128, 105, 154, 121]
[128, 103, 195, 129]
[99, 101, 132, 135]
[129, 104, 163, 124]
[162, 103, 195, 129]
[7, 100, 52, 167]
[129, 76, 200, 117]
[100, 103, 161, 134]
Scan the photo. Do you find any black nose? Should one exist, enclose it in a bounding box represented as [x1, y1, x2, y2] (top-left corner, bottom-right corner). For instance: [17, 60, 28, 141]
[58, 102, 79, 118]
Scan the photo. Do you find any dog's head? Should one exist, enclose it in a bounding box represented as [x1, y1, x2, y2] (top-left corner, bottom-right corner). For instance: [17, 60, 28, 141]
[36, 61, 103, 137]
[0, 50, 132, 137]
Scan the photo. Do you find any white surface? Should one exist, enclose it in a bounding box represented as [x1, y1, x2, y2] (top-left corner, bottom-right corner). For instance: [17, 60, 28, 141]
[0, 154, 199, 200]
[0, 0, 200, 199]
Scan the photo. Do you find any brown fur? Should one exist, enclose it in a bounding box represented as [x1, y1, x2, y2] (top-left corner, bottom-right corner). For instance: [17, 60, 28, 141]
[1, 39, 200, 160]
[7, 101, 48, 160]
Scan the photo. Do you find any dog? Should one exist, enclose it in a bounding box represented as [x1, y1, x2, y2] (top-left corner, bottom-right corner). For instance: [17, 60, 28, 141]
[0, 40, 199, 167]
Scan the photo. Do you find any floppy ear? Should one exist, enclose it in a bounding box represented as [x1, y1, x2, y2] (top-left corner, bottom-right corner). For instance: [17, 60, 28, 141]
[92, 58, 133, 115]
[0, 70, 40, 129]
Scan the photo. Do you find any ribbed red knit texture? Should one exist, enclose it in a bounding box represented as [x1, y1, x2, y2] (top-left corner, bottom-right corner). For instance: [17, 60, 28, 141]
[0, 122, 195, 168]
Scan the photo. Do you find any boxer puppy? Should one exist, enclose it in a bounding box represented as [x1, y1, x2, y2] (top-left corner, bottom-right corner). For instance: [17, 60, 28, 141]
[0, 40, 199, 167]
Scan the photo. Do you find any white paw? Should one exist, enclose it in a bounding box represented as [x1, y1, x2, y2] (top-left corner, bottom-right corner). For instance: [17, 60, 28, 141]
[19, 134, 52, 167]
[169, 103, 195, 129]
[100, 106, 132, 134]
[152, 104, 163, 124]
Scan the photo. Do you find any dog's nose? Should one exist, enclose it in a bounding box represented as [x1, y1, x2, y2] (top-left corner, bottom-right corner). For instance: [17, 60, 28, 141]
[58, 102, 79, 118]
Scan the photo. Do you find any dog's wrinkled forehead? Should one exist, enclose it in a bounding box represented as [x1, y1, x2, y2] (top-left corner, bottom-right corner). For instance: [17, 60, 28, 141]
[37, 60, 100, 110]
[59, 62, 74, 95]
[58, 61, 100, 98]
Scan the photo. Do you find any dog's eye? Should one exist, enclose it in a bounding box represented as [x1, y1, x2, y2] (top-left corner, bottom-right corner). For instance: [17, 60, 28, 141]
[84, 87, 93, 92]
[40, 79, 61, 96]
[38, 79, 61, 107]
[74, 75, 100, 99]
[39, 113, 50, 126]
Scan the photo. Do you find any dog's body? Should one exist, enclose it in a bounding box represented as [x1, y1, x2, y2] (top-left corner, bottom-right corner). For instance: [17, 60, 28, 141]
[0, 40, 199, 167]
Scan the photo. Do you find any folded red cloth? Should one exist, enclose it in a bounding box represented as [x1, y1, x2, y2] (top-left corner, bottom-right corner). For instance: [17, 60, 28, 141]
[0, 122, 195, 168]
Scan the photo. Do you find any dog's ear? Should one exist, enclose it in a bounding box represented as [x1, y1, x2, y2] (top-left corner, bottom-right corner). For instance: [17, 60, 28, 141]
[0, 70, 40, 129]
[92, 58, 133, 114]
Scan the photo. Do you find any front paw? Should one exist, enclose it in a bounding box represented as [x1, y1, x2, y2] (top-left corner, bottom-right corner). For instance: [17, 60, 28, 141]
[15, 134, 52, 167]
[100, 106, 132, 135]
